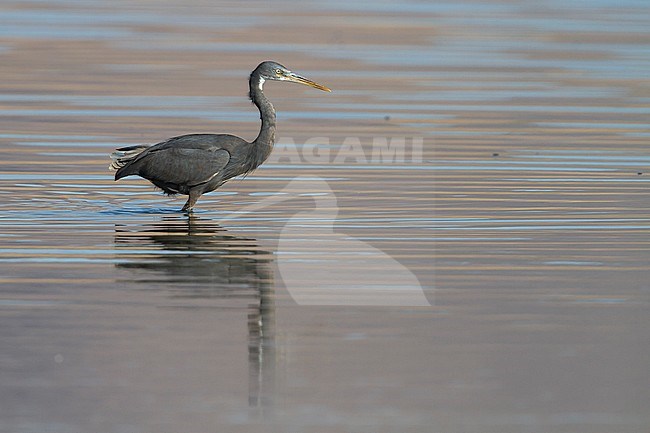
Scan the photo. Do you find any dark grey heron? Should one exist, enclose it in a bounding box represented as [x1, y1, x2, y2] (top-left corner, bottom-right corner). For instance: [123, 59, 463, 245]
[109, 61, 330, 211]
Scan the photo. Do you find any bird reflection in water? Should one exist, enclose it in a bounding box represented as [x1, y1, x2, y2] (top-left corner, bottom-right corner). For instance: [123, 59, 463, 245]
[114, 216, 275, 409]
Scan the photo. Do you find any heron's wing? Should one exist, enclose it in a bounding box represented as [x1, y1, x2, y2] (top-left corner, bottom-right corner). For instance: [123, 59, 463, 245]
[139, 147, 232, 188]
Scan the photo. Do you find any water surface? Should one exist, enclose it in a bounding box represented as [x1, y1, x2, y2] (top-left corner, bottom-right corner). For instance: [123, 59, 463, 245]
[1, 0, 649, 432]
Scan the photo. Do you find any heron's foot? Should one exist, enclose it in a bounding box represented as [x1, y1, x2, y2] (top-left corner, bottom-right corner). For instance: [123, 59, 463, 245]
[181, 192, 200, 212]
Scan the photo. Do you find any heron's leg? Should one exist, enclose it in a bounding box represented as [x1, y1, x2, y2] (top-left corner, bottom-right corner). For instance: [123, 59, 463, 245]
[181, 191, 201, 212]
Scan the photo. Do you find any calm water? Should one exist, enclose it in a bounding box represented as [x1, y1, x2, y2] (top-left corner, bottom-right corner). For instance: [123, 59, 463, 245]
[1, 1, 649, 432]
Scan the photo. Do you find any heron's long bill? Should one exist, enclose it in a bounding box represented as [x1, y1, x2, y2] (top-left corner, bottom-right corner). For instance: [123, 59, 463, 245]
[287, 73, 331, 92]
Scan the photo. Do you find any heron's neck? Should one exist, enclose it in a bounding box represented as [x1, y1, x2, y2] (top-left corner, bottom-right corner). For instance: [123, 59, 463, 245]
[249, 74, 276, 150]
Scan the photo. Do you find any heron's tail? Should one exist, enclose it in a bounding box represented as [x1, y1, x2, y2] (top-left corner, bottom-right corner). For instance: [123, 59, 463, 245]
[109, 145, 149, 171]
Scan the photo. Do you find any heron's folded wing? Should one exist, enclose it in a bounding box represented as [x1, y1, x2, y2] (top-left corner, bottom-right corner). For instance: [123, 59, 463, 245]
[139, 147, 231, 187]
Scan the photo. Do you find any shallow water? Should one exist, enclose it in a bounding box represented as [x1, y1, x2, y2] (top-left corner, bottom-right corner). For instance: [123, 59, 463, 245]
[1, 0, 649, 432]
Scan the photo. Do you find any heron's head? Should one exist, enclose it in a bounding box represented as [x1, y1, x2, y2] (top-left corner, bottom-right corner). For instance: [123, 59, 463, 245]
[253, 61, 331, 92]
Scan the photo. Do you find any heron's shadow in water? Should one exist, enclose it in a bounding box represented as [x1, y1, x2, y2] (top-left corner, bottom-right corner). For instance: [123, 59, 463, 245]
[114, 214, 272, 297]
[113, 215, 275, 408]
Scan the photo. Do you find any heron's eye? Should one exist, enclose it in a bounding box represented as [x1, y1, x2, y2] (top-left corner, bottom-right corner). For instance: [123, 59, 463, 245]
[275, 69, 282, 76]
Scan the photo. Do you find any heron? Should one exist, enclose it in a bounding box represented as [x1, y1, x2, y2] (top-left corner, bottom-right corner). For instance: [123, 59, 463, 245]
[109, 61, 330, 212]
